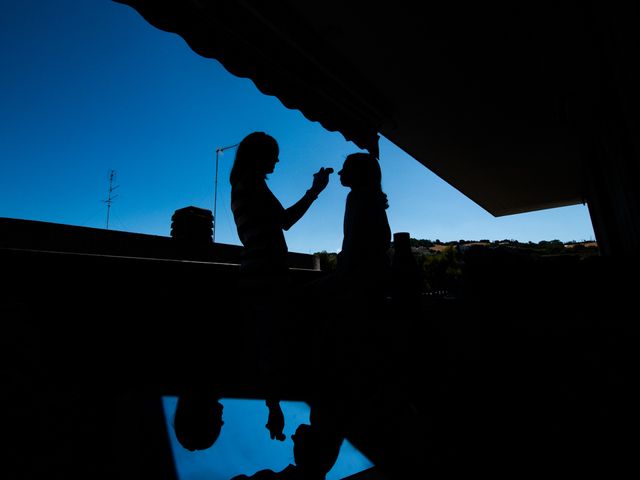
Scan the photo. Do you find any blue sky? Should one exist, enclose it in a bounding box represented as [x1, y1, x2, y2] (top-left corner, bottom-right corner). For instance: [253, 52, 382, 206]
[0, 1, 596, 257]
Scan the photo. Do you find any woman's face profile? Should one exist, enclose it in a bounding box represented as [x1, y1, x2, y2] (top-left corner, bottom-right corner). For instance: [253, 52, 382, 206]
[262, 144, 280, 175]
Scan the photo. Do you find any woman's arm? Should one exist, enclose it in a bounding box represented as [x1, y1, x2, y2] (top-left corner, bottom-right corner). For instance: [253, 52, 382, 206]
[281, 167, 332, 230]
[282, 189, 317, 230]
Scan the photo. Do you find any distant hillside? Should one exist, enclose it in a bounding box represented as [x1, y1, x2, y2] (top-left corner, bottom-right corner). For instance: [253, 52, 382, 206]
[314, 238, 599, 294]
[408, 238, 598, 256]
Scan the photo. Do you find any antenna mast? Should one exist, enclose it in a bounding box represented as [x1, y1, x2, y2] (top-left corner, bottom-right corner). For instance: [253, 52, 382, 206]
[103, 169, 119, 230]
[213, 143, 239, 243]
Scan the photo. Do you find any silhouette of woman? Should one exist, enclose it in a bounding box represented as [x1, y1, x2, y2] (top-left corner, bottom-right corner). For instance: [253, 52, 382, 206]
[311, 152, 391, 299]
[229, 131, 332, 440]
[337, 152, 391, 295]
[300, 152, 392, 447]
[230, 131, 332, 281]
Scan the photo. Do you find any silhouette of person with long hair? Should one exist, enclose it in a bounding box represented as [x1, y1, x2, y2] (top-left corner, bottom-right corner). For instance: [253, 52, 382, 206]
[329, 153, 432, 478]
[307, 152, 391, 297]
[307, 150, 391, 334]
[337, 151, 392, 383]
[230, 131, 332, 439]
[336, 152, 391, 295]
[230, 131, 332, 280]
[230, 423, 343, 480]
[298, 152, 393, 448]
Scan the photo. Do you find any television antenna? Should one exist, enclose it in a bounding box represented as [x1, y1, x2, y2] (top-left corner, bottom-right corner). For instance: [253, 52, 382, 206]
[103, 169, 119, 230]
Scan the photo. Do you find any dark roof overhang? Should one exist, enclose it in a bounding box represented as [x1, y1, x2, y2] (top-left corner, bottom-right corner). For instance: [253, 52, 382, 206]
[116, 0, 598, 216]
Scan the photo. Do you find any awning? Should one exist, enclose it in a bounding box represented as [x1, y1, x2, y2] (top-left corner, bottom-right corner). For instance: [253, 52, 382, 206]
[115, 0, 599, 216]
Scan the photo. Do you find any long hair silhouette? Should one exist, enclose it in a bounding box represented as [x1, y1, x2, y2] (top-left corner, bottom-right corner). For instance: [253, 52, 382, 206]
[230, 132, 278, 185]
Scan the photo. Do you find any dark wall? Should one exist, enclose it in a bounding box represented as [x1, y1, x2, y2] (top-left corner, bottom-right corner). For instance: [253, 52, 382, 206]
[1, 225, 322, 479]
[0, 217, 318, 270]
[405, 253, 639, 477]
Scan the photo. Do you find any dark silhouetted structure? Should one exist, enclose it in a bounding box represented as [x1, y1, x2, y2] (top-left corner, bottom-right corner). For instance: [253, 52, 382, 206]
[170, 206, 213, 245]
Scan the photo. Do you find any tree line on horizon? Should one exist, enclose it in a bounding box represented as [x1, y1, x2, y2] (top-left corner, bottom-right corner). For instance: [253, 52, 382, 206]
[314, 237, 599, 294]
